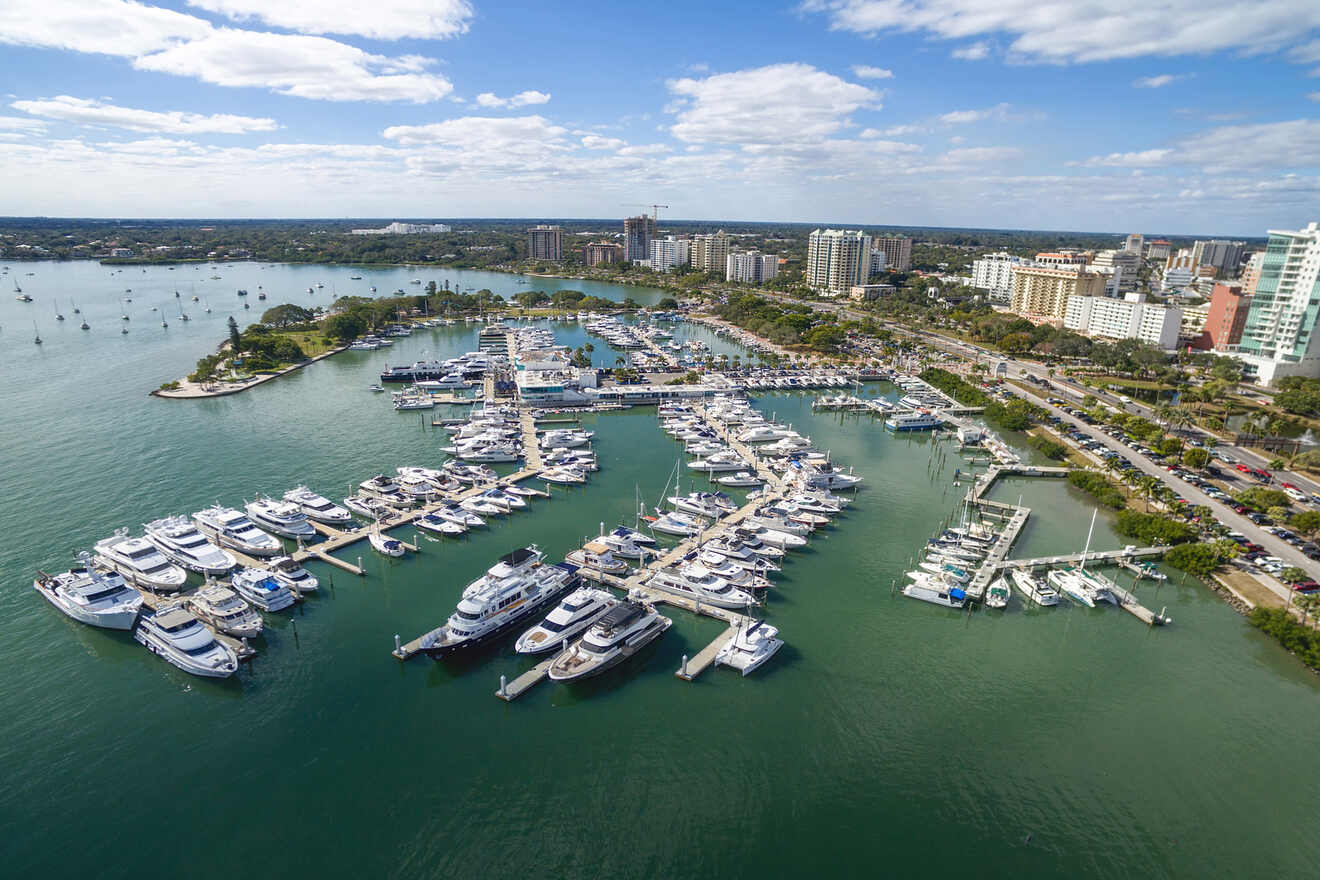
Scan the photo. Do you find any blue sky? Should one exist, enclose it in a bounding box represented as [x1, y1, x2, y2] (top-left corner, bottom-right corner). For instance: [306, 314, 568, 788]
[1, 0, 1318, 234]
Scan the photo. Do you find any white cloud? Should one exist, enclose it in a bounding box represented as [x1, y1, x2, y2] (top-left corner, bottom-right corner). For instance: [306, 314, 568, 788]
[1309, 92, 1320, 101]
[0, 115, 47, 133]
[473, 90, 552, 109]
[0, 0, 210, 57]
[939, 103, 1011, 124]
[851, 64, 894, 79]
[12, 95, 277, 134]
[807, 0, 1320, 64]
[951, 41, 990, 60]
[581, 134, 625, 150]
[185, 0, 472, 41]
[0, 0, 453, 103]
[383, 115, 569, 149]
[1133, 73, 1189, 88]
[667, 63, 880, 144]
[618, 143, 671, 156]
[1076, 119, 1320, 172]
[134, 29, 453, 102]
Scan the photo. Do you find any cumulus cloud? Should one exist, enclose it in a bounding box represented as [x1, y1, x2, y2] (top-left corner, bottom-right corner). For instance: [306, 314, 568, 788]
[1133, 73, 1189, 88]
[0, 115, 48, 133]
[185, 0, 472, 41]
[951, 41, 990, 60]
[474, 90, 552, 109]
[851, 64, 894, 79]
[0, 0, 453, 103]
[581, 134, 625, 150]
[12, 95, 278, 134]
[667, 63, 880, 144]
[806, 0, 1320, 64]
[1076, 119, 1320, 172]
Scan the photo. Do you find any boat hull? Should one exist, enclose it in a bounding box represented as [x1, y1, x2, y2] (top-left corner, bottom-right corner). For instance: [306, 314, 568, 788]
[33, 583, 140, 630]
[549, 616, 672, 681]
[422, 578, 576, 660]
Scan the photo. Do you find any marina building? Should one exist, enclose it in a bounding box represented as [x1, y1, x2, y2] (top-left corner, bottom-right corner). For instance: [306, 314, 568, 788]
[872, 235, 912, 272]
[806, 229, 871, 295]
[1235, 221, 1320, 384]
[1009, 265, 1106, 323]
[971, 252, 1029, 303]
[726, 251, 779, 283]
[584, 242, 624, 266]
[649, 236, 691, 272]
[1063, 293, 1182, 350]
[527, 225, 563, 261]
[690, 231, 731, 274]
[623, 215, 656, 262]
[350, 221, 451, 235]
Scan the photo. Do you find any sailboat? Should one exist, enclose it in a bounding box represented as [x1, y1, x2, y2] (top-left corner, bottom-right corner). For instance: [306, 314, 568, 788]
[33, 322, 41, 345]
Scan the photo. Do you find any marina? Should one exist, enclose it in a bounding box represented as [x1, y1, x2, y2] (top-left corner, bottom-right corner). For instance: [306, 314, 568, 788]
[5, 259, 1320, 879]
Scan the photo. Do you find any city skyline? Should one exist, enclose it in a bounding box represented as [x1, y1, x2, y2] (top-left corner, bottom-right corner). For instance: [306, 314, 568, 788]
[0, 1, 1317, 232]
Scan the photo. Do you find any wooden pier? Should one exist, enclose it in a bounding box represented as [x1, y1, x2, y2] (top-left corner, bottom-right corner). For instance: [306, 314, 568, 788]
[676, 626, 737, 680]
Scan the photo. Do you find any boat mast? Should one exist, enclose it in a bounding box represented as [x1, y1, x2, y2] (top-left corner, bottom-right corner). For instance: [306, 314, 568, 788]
[1079, 508, 1097, 571]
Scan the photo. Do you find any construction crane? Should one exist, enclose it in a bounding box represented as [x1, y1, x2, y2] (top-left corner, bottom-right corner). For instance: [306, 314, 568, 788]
[623, 203, 670, 227]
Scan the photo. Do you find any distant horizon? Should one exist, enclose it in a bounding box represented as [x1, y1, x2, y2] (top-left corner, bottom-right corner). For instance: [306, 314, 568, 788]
[0, 216, 1273, 243]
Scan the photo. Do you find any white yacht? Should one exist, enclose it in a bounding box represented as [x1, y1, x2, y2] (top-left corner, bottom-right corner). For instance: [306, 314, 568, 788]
[244, 498, 317, 540]
[715, 619, 783, 676]
[144, 515, 237, 575]
[283, 486, 353, 525]
[193, 505, 283, 557]
[418, 546, 578, 658]
[514, 587, 617, 654]
[460, 496, 505, 517]
[417, 513, 466, 536]
[886, 412, 943, 431]
[902, 577, 968, 608]
[598, 525, 656, 559]
[1047, 568, 1097, 608]
[646, 567, 755, 609]
[33, 558, 143, 629]
[539, 429, 593, 449]
[716, 471, 763, 487]
[565, 540, 630, 574]
[723, 529, 789, 557]
[548, 598, 671, 681]
[186, 584, 263, 638]
[668, 491, 736, 519]
[647, 510, 706, 537]
[230, 567, 297, 611]
[538, 466, 587, 484]
[434, 502, 485, 528]
[93, 530, 189, 592]
[134, 606, 238, 678]
[268, 555, 319, 593]
[985, 576, 1012, 609]
[700, 541, 781, 572]
[369, 530, 407, 557]
[687, 451, 750, 473]
[343, 494, 395, 519]
[1009, 568, 1060, 606]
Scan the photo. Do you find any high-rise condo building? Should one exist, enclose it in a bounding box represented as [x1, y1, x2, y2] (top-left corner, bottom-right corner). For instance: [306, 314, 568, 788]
[649, 236, 691, 272]
[1145, 239, 1172, 261]
[1241, 252, 1265, 294]
[1193, 282, 1252, 351]
[583, 242, 625, 266]
[690, 231, 730, 274]
[1089, 249, 1140, 293]
[806, 229, 872, 295]
[527, 224, 562, 261]
[971, 252, 1029, 303]
[623, 215, 656, 262]
[872, 235, 912, 272]
[1192, 239, 1246, 277]
[1009, 265, 1106, 323]
[1235, 222, 1320, 384]
[726, 251, 779, 283]
[1063, 293, 1182, 349]
[1124, 233, 1144, 254]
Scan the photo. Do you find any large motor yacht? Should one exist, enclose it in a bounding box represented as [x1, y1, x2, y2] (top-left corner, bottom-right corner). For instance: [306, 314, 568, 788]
[548, 598, 671, 681]
[193, 505, 283, 557]
[564, 540, 630, 574]
[514, 587, 617, 654]
[646, 567, 756, 609]
[186, 584, 263, 638]
[418, 546, 578, 659]
[282, 486, 353, 525]
[134, 607, 238, 678]
[230, 567, 297, 612]
[33, 557, 143, 629]
[143, 515, 238, 575]
[598, 525, 656, 559]
[244, 498, 317, 540]
[93, 530, 189, 592]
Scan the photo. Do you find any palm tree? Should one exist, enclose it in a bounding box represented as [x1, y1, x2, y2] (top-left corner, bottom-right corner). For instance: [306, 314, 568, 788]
[1154, 404, 1176, 430]
[1137, 475, 1160, 511]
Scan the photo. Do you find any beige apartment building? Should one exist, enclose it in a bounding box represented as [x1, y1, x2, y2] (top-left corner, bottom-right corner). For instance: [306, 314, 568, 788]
[1009, 265, 1106, 323]
[690, 231, 730, 274]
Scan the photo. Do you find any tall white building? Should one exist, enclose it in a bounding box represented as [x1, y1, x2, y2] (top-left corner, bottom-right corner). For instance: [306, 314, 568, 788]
[1124, 233, 1144, 254]
[1064, 293, 1182, 350]
[1162, 264, 1197, 293]
[806, 229, 871, 295]
[1236, 221, 1320, 384]
[648, 236, 691, 272]
[726, 251, 779, 283]
[1089, 249, 1140, 293]
[868, 249, 887, 277]
[971, 252, 1028, 303]
[690, 231, 730, 274]
[350, 221, 451, 235]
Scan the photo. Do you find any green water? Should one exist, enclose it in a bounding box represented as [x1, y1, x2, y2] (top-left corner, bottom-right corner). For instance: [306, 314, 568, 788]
[2, 262, 1319, 878]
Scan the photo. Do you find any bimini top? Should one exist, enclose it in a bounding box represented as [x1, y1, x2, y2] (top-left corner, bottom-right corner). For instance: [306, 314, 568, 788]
[498, 547, 538, 568]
